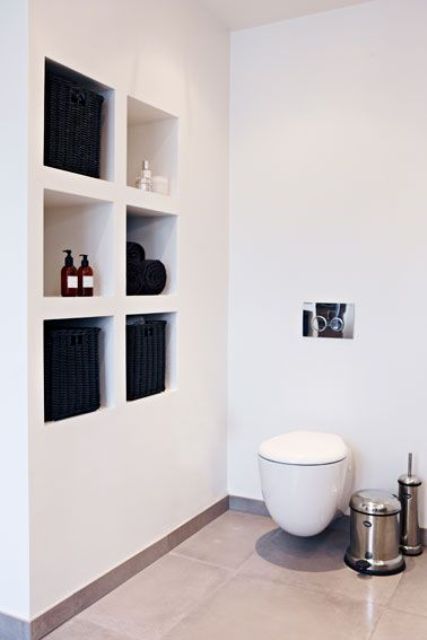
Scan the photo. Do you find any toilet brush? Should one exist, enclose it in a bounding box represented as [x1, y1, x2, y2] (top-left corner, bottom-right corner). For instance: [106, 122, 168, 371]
[398, 453, 423, 556]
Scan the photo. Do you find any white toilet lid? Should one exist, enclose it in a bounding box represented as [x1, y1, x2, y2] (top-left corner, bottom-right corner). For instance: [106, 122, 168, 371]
[258, 431, 348, 465]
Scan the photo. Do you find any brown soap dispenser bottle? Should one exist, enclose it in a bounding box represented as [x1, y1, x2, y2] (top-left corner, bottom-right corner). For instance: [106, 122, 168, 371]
[61, 250, 78, 297]
[78, 254, 94, 297]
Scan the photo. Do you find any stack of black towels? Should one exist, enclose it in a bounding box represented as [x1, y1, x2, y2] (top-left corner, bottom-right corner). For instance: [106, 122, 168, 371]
[127, 242, 167, 295]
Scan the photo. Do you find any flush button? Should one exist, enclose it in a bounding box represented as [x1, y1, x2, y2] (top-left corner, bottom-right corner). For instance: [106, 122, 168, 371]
[330, 317, 344, 332]
[311, 315, 327, 333]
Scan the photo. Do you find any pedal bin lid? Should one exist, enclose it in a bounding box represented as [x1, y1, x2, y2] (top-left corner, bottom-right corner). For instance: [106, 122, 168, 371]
[350, 490, 401, 516]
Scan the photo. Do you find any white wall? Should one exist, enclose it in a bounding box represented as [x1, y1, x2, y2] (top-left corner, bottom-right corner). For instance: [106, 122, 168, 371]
[229, 0, 427, 526]
[28, 0, 229, 617]
[0, 0, 30, 620]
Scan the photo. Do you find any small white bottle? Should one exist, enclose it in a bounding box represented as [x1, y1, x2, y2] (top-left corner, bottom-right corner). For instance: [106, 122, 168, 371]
[135, 160, 153, 191]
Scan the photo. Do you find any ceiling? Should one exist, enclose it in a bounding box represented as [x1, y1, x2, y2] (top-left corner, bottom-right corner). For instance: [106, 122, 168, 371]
[200, 0, 374, 30]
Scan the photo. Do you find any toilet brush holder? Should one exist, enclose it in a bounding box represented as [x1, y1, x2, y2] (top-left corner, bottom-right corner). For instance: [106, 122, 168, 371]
[399, 453, 423, 556]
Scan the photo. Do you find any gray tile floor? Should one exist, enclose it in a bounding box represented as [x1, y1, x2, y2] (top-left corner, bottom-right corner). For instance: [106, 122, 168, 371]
[46, 511, 427, 640]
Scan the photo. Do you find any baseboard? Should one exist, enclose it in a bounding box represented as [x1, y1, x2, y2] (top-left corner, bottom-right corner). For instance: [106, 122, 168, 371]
[0, 496, 228, 640]
[229, 495, 269, 517]
[229, 495, 349, 528]
[229, 495, 427, 541]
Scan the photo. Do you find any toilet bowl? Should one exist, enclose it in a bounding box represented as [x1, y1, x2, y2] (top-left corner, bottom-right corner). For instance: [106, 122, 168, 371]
[258, 431, 351, 537]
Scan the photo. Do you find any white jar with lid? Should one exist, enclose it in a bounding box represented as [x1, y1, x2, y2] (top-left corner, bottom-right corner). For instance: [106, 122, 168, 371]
[151, 175, 169, 195]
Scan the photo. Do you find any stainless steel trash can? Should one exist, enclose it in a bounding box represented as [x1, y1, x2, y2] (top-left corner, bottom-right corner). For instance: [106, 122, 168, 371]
[344, 489, 405, 576]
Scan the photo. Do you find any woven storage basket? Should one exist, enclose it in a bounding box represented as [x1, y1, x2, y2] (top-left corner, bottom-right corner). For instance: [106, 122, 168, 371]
[44, 326, 101, 421]
[44, 69, 104, 177]
[126, 320, 166, 400]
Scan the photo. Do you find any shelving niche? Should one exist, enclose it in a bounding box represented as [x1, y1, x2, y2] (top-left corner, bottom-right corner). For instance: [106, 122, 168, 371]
[127, 96, 178, 196]
[44, 315, 115, 422]
[44, 59, 115, 181]
[127, 205, 177, 296]
[126, 312, 177, 400]
[44, 189, 114, 298]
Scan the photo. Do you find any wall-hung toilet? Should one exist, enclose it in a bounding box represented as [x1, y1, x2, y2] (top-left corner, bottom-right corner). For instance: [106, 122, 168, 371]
[258, 431, 351, 537]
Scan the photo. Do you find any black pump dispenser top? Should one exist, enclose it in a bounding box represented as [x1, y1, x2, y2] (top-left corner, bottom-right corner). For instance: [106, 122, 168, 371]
[79, 254, 89, 267]
[63, 249, 74, 266]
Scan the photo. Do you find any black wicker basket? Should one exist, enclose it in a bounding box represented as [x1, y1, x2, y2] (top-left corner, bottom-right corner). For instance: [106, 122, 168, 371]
[44, 69, 104, 178]
[44, 326, 101, 421]
[126, 320, 166, 401]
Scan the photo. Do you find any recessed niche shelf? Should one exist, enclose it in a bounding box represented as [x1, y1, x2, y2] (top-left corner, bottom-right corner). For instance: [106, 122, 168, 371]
[125, 185, 179, 216]
[42, 297, 115, 320]
[126, 312, 177, 401]
[126, 206, 177, 296]
[44, 59, 114, 182]
[44, 315, 115, 422]
[44, 189, 114, 298]
[127, 96, 178, 196]
[42, 165, 115, 202]
[124, 294, 178, 317]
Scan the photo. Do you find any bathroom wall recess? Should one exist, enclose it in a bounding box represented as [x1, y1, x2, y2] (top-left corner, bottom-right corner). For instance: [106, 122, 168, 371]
[42, 56, 180, 425]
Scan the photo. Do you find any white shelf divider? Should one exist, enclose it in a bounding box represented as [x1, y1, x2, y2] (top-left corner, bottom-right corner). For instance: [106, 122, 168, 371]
[124, 294, 178, 316]
[42, 297, 116, 320]
[41, 165, 115, 203]
[124, 185, 179, 217]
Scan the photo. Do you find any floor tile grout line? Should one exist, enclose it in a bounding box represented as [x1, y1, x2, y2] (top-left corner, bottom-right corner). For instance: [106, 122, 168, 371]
[70, 618, 140, 640]
[235, 550, 401, 609]
[243, 564, 407, 622]
[368, 607, 427, 640]
[155, 566, 389, 640]
[62, 568, 425, 640]
[367, 606, 389, 640]
[73, 565, 237, 640]
[169, 550, 238, 573]
[74, 547, 240, 640]
[384, 602, 427, 620]
[172, 537, 405, 612]
[156, 557, 242, 640]
[377, 574, 404, 608]
[67, 610, 144, 640]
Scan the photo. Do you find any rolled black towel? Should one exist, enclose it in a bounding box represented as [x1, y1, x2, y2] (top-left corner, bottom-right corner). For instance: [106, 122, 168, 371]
[127, 260, 167, 295]
[127, 241, 145, 264]
[139, 260, 167, 295]
[127, 262, 145, 295]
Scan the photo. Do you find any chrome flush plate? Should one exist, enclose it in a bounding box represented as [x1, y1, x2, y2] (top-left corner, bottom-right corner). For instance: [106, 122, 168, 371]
[303, 302, 355, 339]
